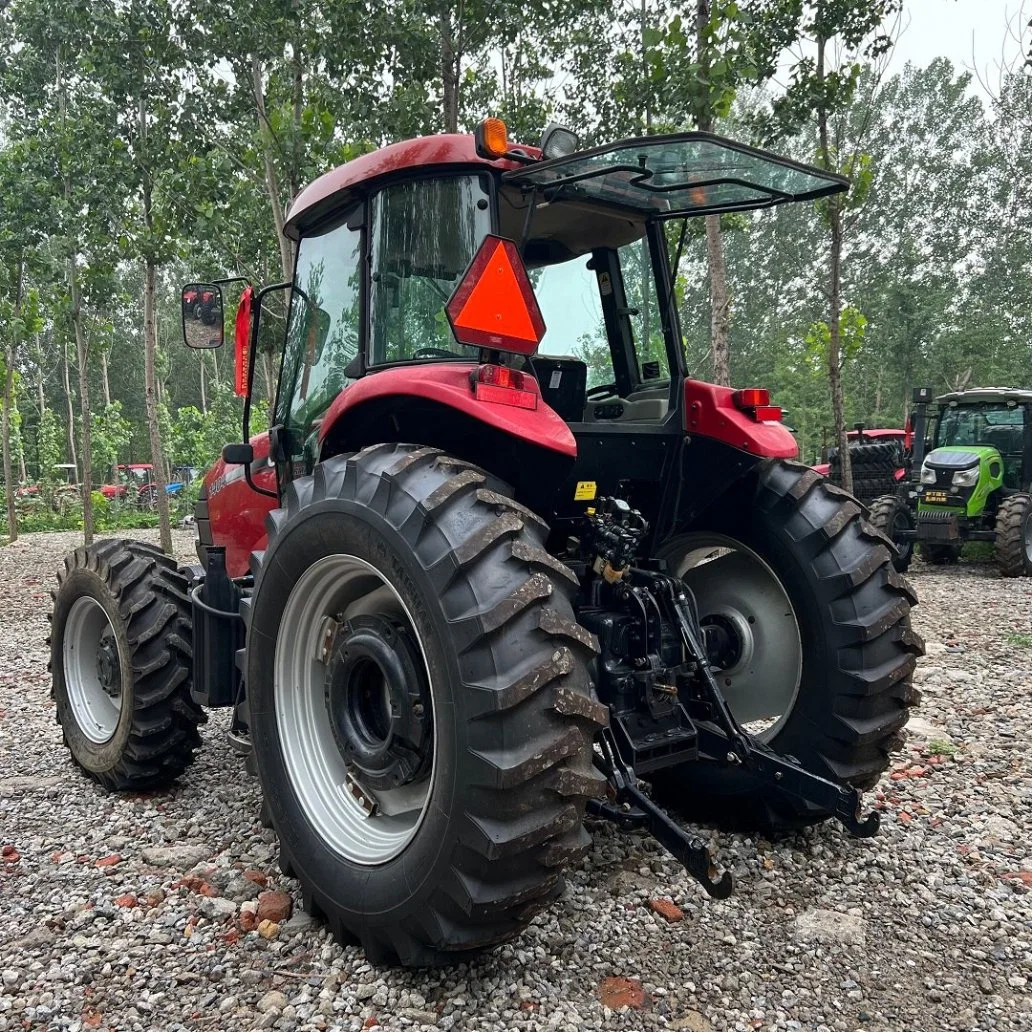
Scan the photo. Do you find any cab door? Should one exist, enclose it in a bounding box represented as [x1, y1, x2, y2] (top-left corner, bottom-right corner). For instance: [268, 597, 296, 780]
[273, 206, 365, 478]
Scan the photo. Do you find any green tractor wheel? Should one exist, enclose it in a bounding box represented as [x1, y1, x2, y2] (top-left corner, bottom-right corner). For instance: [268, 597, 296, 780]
[867, 495, 914, 572]
[996, 493, 1032, 577]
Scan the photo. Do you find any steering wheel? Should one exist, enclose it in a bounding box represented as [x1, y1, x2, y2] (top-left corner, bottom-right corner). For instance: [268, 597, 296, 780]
[586, 383, 619, 400]
[412, 346, 459, 359]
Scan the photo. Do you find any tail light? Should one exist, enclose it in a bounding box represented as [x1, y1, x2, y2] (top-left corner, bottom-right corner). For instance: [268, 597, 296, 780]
[472, 364, 538, 410]
[732, 387, 781, 423]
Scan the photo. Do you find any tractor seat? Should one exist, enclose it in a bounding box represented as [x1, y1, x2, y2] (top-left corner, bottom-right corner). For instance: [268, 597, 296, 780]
[528, 356, 588, 422]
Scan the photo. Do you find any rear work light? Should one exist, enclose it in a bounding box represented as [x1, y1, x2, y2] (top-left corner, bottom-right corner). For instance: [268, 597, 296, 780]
[472, 364, 538, 410]
[732, 387, 781, 423]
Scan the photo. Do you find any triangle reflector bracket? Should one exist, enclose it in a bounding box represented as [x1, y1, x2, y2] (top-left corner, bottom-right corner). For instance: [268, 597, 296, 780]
[446, 235, 546, 355]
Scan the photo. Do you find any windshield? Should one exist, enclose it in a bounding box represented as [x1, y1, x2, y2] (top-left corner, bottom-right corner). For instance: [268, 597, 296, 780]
[504, 132, 847, 218]
[937, 403, 1025, 449]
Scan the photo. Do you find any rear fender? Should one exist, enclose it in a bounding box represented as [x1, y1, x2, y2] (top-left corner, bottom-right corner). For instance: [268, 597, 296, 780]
[684, 380, 797, 459]
[318, 363, 575, 458]
[318, 363, 577, 513]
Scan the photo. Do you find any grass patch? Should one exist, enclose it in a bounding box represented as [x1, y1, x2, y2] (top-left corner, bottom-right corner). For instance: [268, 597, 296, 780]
[926, 739, 958, 758]
[1006, 633, 1032, 647]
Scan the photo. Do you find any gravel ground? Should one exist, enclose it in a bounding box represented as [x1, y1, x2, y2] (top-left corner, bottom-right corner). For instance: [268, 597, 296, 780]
[1, 529, 1031, 1032]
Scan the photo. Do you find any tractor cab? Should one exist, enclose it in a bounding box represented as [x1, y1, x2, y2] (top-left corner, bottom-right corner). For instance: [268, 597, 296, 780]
[184, 121, 844, 557]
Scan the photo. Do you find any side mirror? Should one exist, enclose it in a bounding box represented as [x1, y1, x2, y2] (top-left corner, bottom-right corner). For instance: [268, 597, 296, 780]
[182, 283, 224, 349]
[222, 443, 254, 466]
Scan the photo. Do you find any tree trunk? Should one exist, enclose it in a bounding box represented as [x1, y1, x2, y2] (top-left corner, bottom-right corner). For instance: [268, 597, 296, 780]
[68, 258, 95, 545]
[144, 256, 173, 554]
[3, 347, 18, 542]
[61, 341, 78, 477]
[696, 0, 732, 385]
[826, 199, 850, 491]
[3, 260, 23, 542]
[817, 35, 851, 493]
[251, 55, 295, 281]
[439, 12, 459, 132]
[100, 347, 111, 406]
[704, 215, 732, 384]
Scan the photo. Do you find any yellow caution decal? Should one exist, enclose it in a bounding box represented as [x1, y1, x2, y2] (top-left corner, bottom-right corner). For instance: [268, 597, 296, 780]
[574, 481, 597, 501]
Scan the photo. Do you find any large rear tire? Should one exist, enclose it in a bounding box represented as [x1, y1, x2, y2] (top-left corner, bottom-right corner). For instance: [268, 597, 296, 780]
[245, 445, 605, 966]
[995, 493, 1032, 577]
[650, 460, 921, 834]
[50, 539, 205, 789]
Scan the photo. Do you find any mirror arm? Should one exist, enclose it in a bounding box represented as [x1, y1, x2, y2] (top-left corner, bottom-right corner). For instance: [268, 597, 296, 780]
[241, 280, 292, 444]
[239, 280, 291, 501]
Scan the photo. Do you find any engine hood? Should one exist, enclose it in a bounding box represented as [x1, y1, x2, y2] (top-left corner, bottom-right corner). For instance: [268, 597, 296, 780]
[924, 446, 998, 470]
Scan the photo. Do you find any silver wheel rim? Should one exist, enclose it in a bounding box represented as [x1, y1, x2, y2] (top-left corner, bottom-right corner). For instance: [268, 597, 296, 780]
[275, 554, 436, 865]
[1023, 510, 1032, 563]
[667, 534, 803, 742]
[63, 596, 123, 744]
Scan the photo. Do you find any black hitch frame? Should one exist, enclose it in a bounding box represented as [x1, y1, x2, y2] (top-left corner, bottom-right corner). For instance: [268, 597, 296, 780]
[589, 567, 879, 899]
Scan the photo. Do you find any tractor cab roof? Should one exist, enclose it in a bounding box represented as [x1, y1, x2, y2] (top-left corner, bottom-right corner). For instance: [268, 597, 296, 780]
[284, 130, 846, 240]
[937, 387, 1032, 406]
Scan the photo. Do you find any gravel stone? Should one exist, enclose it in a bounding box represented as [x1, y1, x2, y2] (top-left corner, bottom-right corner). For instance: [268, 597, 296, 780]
[1, 530, 1031, 1031]
[792, 909, 866, 946]
[139, 844, 210, 869]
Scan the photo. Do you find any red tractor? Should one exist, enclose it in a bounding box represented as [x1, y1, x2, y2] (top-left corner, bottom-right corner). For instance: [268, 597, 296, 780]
[49, 121, 920, 967]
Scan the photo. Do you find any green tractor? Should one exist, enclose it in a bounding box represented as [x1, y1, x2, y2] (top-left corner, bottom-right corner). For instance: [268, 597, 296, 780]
[871, 386, 1032, 575]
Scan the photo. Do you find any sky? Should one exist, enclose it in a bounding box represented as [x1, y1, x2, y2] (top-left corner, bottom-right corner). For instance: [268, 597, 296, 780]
[889, 0, 1026, 87]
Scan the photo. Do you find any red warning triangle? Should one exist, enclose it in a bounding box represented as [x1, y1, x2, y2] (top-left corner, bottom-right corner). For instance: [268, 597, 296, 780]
[446, 235, 546, 354]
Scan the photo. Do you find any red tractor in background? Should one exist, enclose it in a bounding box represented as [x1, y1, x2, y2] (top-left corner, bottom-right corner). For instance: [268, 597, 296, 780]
[50, 120, 920, 967]
[813, 426, 909, 505]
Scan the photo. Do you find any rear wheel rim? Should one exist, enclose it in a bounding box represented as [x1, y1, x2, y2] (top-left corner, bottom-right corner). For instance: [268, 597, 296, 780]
[63, 596, 123, 744]
[1023, 509, 1032, 563]
[668, 534, 803, 742]
[275, 554, 436, 865]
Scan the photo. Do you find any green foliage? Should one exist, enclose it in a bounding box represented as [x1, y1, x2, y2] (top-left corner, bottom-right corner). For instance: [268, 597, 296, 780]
[90, 402, 133, 479]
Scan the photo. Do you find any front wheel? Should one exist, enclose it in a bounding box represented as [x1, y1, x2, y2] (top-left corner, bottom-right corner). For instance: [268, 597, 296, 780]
[650, 460, 921, 834]
[50, 539, 205, 789]
[245, 445, 605, 966]
[996, 493, 1032, 577]
[868, 494, 914, 572]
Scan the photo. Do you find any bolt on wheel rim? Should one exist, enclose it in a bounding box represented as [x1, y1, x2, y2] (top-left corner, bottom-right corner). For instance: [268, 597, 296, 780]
[63, 596, 123, 744]
[275, 554, 436, 865]
[670, 534, 803, 742]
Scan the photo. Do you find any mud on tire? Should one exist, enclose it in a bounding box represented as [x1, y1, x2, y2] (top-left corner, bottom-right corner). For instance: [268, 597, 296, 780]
[245, 445, 606, 966]
[651, 460, 922, 834]
[50, 539, 204, 790]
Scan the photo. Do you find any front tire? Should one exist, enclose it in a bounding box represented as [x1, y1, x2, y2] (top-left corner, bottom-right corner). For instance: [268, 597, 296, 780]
[246, 445, 605, 966]
[651, 460, 921, 834]
[50, 539, 205, 789]
[996, 493, 1032, 577]
[868, 494, 914, 572]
